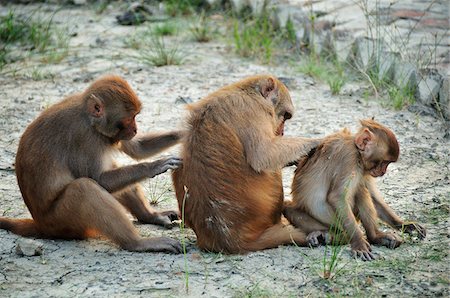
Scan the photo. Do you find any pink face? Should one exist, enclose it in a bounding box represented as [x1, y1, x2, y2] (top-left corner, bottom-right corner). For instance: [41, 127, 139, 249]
[116, 115, 137, 140]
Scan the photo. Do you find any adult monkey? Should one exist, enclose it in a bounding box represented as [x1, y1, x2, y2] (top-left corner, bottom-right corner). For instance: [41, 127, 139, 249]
[172, 75, 320, 253]
[0, 75, 182, 253]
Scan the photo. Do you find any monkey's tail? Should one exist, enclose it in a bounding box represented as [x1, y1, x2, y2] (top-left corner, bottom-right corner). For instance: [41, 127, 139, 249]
[0, 217, 41, 237]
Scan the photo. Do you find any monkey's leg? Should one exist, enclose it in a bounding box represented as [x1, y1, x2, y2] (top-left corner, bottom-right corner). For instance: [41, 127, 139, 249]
[45, 178, 181, 253]
[283, 206, 329, 247]
[283, 205, 328, 233]
[243, 222, 309, 251]
[366, 177, 426, 239]
[114, 184, 179, 229]
[356, 188, 403, 249]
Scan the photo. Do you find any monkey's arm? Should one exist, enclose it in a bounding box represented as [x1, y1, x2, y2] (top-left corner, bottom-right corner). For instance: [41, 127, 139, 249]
[366, 177, 426, 238]
[242, 124, 321, 172]
[119, 131, 183, 160]
[328, 176, 376, 261]
[97, 157, 181, 193]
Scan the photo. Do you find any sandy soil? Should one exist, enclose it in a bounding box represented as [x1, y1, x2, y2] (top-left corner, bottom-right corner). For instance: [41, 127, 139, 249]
[0, 4, 448, 297]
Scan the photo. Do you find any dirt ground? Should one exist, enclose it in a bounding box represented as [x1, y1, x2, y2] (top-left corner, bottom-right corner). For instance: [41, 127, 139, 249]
[0, 4, 448, 297]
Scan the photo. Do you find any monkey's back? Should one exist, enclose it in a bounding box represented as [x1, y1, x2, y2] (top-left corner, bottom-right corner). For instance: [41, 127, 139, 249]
[15, 95, 106, 218]
[291, 129, 359, 224]
[174, 89, 283, 253]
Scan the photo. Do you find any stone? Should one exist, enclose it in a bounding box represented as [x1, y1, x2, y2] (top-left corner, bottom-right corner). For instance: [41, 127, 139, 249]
[230, 0, 248, 14]
[320, 31, 336, 60]
[377, 51, 401, 81]
[15, 239, 44, 257]
[72, 0, 87, 5]
[116, 2, 155, 26]
[248, 0, 269, 16]
[347, 37, 386, 72]
[393, 62, 417, 91]
[439, 77, 449, 119]
[271, 4, 305, 29]
[416, 69, 441, 106]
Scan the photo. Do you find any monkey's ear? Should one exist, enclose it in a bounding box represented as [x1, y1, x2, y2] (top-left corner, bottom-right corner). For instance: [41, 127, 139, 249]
[261, 77, 277, 104]
[355, 128, 374, 151]
[87, 95, 104, 118]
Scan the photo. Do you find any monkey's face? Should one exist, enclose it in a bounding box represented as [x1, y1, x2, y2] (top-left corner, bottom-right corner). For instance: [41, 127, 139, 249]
[273, 82, 294, 136]
[367, 160, 391, 177]
[114, 115, 138, 140]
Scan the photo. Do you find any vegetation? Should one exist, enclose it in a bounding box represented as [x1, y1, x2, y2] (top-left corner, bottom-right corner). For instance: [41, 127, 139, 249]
[0, 9, 69, 71]
[154, 22, 177, 36]
[124, 24, 184, 67]
[190, 11, 213, 42]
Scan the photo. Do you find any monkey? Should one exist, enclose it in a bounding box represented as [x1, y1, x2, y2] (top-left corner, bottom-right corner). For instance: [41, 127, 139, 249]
[172, 75, 322, 254]
[0, 75, 184, 253]
[284, 119, 426, 261]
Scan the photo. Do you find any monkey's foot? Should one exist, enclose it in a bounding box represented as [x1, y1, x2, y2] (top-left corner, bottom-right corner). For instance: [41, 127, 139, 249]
[371, 232, 403, 249]
[130, 237, 183, 253]
[306, 231, 329, 247]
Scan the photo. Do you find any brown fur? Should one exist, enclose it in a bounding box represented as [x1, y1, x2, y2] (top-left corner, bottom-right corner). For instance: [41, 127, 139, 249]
[284, 119, 426, 261]
[172, 75, 321, 253]
[0, 75, 183, 253]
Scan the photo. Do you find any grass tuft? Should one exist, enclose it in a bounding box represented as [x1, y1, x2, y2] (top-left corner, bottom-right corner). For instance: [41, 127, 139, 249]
[232, 13, 276, 64]
[139, 36, 184, 67]
[0, 9, 69, 70]
[190, 11, 213, 42]
[154, 22, 177, 36]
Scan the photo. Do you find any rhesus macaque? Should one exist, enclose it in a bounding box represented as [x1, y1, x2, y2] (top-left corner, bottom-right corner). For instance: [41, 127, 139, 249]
[284, 119, 426, 261]
[0, 75, 183, 253]
[172, 75, 321, 253]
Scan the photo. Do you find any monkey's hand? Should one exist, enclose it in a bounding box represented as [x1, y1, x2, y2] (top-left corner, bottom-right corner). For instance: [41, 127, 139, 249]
[351, 238, 376, 261]
[146, 156, 182, 178]
[398, 222, 426, 239]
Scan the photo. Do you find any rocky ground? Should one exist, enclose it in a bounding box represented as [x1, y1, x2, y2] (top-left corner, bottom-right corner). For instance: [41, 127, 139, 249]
[0, 2, 449, 297]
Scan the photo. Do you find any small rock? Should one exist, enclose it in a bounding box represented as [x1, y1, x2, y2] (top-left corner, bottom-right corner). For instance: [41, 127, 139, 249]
[347, 37, 386, 71]
[16, 239, 44, 256]
[116, 2, 153, 26]
[377, 51, 400, 81]
[230, 0, 248, 14]
[416, 69, 441, 106]
[271, 4, 305, 29]
[394, 62, 417, 90]
[439, 77, 449, 120]
[248, 0, 268, 16]
[72, 0, 87, 5]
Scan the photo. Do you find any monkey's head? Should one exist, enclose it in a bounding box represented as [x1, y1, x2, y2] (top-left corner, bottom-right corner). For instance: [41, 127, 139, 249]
[84, 76, 142, 142]
[355, 119, 399, 177]
[257, 76, 294, 136]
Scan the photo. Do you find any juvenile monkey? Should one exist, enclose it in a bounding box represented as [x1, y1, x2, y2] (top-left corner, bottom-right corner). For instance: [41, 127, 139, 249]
[0, 75, 183, 253]
[172, 75, 321, 253]
[284, 119, 426, 261]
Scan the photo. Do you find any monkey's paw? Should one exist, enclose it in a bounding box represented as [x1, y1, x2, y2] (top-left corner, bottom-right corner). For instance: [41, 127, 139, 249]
[150, 156, 183, 177]
[306, 231, 329, 247]
[152, 210, 180, 229]
[351, 239, 376, 261]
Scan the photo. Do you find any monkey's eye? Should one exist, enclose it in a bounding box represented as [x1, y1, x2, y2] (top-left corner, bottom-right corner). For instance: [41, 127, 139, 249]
[283, 112, 292, 120]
